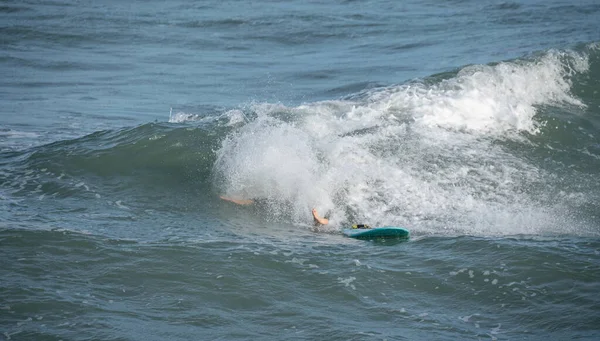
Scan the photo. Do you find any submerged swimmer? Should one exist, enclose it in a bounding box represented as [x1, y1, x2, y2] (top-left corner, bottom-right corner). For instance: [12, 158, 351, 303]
[221, 196, 331, 226]
[221, 196, 372, 229]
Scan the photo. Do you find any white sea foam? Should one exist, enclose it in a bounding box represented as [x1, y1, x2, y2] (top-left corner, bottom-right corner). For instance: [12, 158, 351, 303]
[213, 50, 589, 235]
[0, 130, 39, 139]
[168, 109, 196, 123]
[337, 276, 356, 290]
[366, 50, 587, 137]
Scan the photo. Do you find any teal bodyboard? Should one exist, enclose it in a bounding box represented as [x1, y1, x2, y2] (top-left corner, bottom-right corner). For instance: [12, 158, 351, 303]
[342, 226, 410, 240]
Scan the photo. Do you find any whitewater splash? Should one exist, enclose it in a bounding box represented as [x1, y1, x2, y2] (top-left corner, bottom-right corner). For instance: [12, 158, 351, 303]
[368, 50, 587, 136]
[210, 49, 590, 236]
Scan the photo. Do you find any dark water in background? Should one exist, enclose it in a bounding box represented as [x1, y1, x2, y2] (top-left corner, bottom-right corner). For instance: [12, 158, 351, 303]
[1, 0, 600, 340]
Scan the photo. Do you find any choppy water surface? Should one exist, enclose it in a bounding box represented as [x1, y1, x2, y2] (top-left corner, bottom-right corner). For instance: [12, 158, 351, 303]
[1, 0, 599, 340]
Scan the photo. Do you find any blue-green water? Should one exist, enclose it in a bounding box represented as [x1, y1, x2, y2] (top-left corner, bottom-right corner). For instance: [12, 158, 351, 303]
[1, 0, 599, 340]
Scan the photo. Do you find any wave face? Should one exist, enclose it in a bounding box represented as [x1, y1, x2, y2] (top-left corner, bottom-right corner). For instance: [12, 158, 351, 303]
[2, 46, 599, 238]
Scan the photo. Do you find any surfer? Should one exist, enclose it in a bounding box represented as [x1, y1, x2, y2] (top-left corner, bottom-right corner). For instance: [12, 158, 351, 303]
[221, 196, 403, 236]
[221, 196, 331, 226]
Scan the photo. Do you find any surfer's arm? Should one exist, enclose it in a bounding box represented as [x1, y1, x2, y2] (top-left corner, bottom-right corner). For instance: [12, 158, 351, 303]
[312, 208, 329, 225]
[220, 196, 254, 205]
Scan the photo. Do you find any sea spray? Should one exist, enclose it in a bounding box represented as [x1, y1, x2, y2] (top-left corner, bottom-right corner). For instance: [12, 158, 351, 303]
[213, 49, 591, 235]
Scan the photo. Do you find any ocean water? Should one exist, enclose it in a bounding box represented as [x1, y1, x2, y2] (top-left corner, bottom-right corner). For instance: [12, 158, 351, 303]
[1, 0, 600, 340]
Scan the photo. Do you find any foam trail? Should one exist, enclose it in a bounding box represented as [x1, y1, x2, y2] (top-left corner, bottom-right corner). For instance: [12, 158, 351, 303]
[213, 49, 590, 235]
